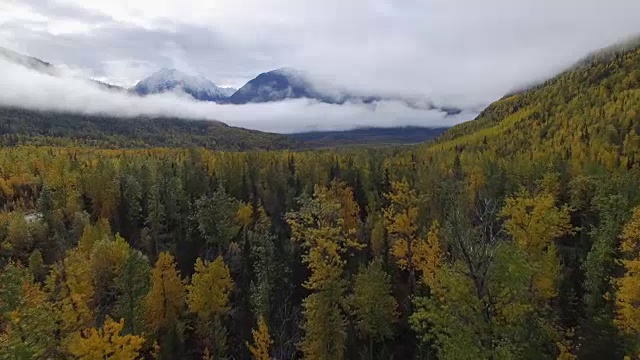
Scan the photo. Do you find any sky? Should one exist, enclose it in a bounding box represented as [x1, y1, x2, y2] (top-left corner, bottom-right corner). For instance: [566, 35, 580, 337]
[0, 0, 639, 133]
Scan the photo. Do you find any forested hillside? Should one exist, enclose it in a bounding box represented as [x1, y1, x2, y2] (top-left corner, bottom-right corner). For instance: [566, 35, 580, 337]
[290, 126, 447, 147]
[0, 107, 297, 150]
[432, 44, 640, 164]
[1, 43, 640, 360]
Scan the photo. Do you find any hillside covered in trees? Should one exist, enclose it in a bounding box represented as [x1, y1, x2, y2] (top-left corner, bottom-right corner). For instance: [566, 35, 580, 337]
[1, 42, 640, 360]
[290, 126, 447, 147]
[0, 107, 298, 150]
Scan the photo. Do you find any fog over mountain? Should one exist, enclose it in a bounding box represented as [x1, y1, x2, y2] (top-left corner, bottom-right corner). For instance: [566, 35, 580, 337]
[132, 68, 236, 102]
[0, 58, 475, 133]
[1, 0, 639, 133]
[3, 0, 639, 106]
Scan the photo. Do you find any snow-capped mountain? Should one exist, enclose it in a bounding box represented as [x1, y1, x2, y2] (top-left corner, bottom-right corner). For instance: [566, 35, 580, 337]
[131, 68, 234, 102]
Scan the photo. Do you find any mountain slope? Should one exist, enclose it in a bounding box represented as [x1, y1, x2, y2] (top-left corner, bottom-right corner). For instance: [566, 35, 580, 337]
[227, 68, 322, 104]
[0, 107, 297, 150]
[426, 42, 640, 169]
[292, 126, 447, 148]
[0, 47, 126, 92]
[0, 47, 56, 75]
[132, 68, 234, 102]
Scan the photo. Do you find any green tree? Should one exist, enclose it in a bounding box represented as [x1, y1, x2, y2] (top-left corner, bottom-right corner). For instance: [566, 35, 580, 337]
[351, 259, 398, 359]
[0, 263, 58, 359]
[195, 187, 240, 255]
[113, 250, 151, 335]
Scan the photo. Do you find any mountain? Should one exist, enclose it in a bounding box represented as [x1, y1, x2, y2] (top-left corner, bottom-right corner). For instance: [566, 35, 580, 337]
[426, 39, 640, 168]
[0, 106, 298, 150]
[0, 47, 56, 75]
[0, 46, 126, 92]
[291, 126, 447, 148]
[227, 67, 463, 116]
[131, 68, 234, 102]
[227, 67, 322, 104]
[219, 86, 238, 97]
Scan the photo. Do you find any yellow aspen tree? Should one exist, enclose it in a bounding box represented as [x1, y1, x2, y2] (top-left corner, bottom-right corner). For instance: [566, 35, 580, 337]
[383, 180, 421, 291]
[46, 248, 95, 341]
[67, 317, 144, 360]
[414, 220, 443, 289]
[78, 218, 111, 255]
[187, 257, 234, 321]
[286, 181, 362, 360]
[501, 189, 573, 302]
[187, 256, 234, 334]
[615, 207, 640, 344]
[329, 180, 362, 242]
[237, 202, 253, 229]
[187, 256, 234, 357]
[144, 252, 185, 334]
[202, 348, 214, 360]
[247, 315, 273, 360]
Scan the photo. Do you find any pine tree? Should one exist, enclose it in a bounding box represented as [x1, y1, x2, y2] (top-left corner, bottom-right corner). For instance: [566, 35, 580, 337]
[113, 250, 151, 334]
[195, 187, 240, 255]
[351, 259, 398, 359]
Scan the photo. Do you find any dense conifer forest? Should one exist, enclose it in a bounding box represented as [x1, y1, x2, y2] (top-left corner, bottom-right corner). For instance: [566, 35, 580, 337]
[1, 44, 640, 359]
[0, 107, 297, 150]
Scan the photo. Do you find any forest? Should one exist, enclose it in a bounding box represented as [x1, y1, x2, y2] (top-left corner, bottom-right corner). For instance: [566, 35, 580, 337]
[0, 107, 296, 150]
[1, 45, 640, 360]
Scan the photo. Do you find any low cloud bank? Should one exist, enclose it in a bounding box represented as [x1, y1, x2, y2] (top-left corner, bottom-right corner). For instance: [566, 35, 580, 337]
[0, 59, 477, 134]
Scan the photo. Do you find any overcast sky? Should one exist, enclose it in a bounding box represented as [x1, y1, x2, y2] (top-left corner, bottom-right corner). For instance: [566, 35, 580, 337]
[0, 0, 639, 132]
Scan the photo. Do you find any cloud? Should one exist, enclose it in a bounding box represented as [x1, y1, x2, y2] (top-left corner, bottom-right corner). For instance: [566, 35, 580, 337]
[1, 0, 638, 110]
[0, 58, 475, 133]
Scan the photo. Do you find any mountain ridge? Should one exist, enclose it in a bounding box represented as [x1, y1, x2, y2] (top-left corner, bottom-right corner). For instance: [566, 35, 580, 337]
[0, 46, 461, 115]
[131, 68, 237, 102]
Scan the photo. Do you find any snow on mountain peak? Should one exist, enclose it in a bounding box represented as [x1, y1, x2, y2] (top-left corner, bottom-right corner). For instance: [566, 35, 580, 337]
[132, 68, 234, 102]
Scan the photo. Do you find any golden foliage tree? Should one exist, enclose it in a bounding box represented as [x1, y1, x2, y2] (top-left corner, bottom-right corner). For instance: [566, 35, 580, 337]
[187, 256, 234, 357]
[46, 248, 95, 341]
[286, 181, 362, 360]
[187, 257, 234, 321]
[67, 316, 144, 360]
[383, 180, 421, 291]
[0, 263, 58, 358]
[144, 252, 185, 334]
[247, 315, 273, 360]
[615, 206, 640, 348]
[414, 220, 443, 289]
[501, 189, 573, 302]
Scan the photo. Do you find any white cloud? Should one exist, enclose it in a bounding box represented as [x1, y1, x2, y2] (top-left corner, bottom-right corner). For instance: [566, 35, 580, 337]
[0, 59, 474, 133]
[0, 0, 638, 124]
